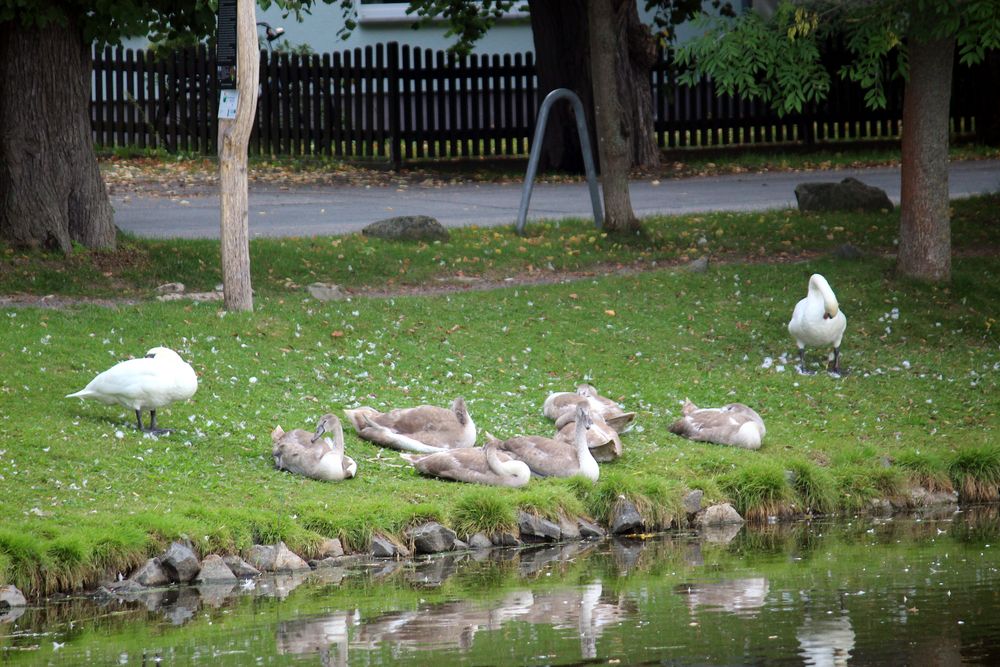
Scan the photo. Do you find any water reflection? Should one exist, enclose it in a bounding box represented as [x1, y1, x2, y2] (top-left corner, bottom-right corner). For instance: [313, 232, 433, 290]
[278, 611, 353, 667]
[675, 578, 770, 617]
[352, 582, 631, 660]
[5, 509, 1000, 665]
[797, 613, 855, 667]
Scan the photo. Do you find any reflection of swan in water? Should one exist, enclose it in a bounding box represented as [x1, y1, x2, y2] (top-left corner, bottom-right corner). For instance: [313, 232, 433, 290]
[494, 583, 629, 659]
[277, 611, 353, 667]
[675, 577, 770, 616]
[797, 613, 855, 667]
[351, 582, 632, 660]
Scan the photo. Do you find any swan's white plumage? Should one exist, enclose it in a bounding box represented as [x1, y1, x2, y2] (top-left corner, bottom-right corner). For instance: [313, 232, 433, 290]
[788, 274, 847, 349]
[788, 274, 847, 373]
[66, 347, 197, 429]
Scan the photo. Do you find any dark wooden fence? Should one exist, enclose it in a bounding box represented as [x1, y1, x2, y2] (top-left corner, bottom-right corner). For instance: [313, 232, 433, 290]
[90, 41, 981, 167]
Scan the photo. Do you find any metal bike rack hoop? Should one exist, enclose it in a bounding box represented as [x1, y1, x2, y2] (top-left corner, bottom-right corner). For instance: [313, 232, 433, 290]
[516, 88, 603, 236]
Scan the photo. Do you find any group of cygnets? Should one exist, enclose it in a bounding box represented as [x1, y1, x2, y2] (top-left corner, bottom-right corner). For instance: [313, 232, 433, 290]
[66, 273, 847, 488]
[272, 384, 636, 486]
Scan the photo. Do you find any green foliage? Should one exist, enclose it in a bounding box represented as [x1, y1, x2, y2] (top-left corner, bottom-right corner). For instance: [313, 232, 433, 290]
[676, 2, 831, 115]
[677, 0, 1000, 113]
[0, 1, 324, 46]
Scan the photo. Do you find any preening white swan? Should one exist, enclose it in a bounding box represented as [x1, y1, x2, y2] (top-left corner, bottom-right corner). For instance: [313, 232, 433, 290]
[668, 400, 765, 450]
[272, 413, 357, 482]
[788, 273, 848, 375]
[401, 435, 531, 487]
[66, 346, 198, 432]
[344, 397, 476, 453]
[493, 403, 600, 482]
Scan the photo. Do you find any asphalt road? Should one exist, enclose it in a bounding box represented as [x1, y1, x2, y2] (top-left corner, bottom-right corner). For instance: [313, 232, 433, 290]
[112, 159, 1000, 239]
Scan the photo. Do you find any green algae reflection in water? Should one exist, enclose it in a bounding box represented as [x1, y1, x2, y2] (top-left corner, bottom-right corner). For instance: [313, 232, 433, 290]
[4, 508, 1000, 665]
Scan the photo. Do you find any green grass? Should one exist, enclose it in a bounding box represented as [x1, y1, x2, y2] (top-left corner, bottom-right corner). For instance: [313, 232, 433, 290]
[948, 445, 1000, 503]
[1, 194, 999, 596]
[3, 192, 998, 299]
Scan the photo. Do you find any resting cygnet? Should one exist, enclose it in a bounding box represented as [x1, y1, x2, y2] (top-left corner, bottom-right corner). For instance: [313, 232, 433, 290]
[668, 400, 765, 450]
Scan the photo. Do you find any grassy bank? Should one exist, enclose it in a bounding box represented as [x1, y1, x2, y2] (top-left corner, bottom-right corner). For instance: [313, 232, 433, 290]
[1, 197, 999, 597]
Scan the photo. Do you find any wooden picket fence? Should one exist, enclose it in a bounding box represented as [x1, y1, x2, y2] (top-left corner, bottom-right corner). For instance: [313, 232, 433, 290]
[90, 41, 981, 167]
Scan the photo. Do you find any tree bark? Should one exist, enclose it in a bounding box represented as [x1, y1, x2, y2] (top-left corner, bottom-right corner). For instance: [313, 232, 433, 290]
[528, 0, 658, 173]
[616, 1, 660, 169]
[898, 37, 954, 283]
[528, 1, 594, 173]
[218, 0, 260, 312]
[588, 0, 640, 233]
[0, 20, 115, 252]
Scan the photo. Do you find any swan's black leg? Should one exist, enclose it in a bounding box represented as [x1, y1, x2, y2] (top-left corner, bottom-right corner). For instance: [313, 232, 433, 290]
[828, 347, 847, 376]
[144, 410, 171, 435]
[796, 348, 816, 375]
[135, 410, 144, 430]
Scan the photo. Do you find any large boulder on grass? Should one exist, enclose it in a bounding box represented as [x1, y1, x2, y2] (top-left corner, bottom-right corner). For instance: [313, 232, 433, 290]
[795, 177, 893, 212]
[363, 215, 450, 242]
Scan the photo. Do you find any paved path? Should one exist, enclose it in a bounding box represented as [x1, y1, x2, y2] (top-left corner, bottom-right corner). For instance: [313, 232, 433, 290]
[112, 160, 1000, 239]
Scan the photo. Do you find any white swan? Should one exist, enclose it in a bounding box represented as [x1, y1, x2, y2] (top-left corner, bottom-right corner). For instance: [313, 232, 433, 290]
[668, 400, 765, 450]
[272, 413, 357, 482]
[544, 384, 635, 433]
[788, 273, 848, 375]
[66, 346, 197, 432]
[493, 403, 600, 482]
[401, 435, 530, 487]
[344, 398, 475, 453]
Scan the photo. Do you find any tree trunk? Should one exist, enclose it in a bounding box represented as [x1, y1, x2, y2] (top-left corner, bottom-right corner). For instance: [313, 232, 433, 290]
[218, 0, 260, 312]
[616, 1, 660, 169]
[0, 20, 115, 252]
[588, 0, 640, 233]
[528, 0, 658, 173]
[898, 37, 954, 283]
[528, 1, 594, 173]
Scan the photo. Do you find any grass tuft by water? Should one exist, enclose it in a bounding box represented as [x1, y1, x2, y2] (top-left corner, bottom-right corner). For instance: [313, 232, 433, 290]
[949, 446, 1000, 503]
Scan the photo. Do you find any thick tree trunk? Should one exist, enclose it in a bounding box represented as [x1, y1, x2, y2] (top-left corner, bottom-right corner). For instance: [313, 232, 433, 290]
[528, 0, 658, 173]
[898, 37, 954, 283]
[0, 20, 115, 252]
[219, 0, 260, 312]
[616, 1, 660, 169]
[528, 1, 594, 173]
[588, 0, 640, 233]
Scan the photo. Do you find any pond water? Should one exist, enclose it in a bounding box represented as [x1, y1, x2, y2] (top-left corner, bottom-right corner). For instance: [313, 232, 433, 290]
[4, 507, 1000, 665]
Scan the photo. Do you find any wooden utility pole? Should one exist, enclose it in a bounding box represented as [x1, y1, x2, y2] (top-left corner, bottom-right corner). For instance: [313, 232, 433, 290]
[218, 0, 259, 312]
